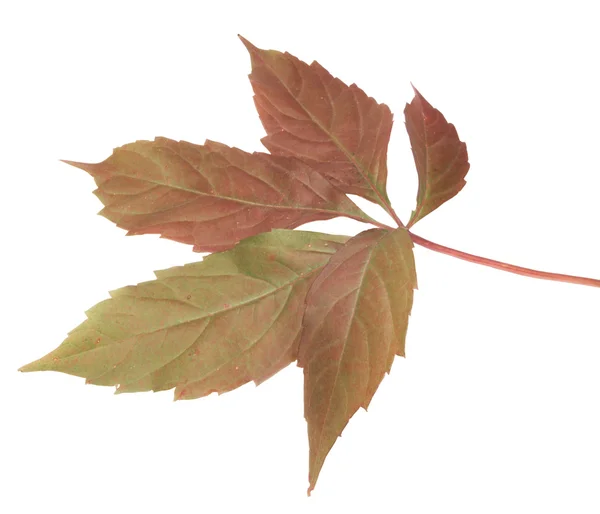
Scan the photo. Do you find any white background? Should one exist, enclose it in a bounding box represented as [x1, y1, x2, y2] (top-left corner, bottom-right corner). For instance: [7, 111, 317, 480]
[2, 1, 599, 512]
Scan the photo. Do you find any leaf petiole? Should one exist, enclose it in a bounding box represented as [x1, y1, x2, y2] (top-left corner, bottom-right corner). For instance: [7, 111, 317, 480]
[361, 218, 599, 288]
[409, 233, 600, 288]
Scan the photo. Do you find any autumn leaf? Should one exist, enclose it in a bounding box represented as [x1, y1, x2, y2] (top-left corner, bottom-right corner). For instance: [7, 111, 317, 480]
[20, 230, 348, 400]
[240, 36, 394, 209]
[298, 227, 417, 494]
[404, 86, 470, 227]
[64, 138, 372, 252]
[20, 35, 598, 497]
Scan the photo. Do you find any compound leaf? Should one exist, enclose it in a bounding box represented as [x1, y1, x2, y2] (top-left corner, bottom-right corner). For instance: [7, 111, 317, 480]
[64, 138, 370, 252]
[20, 230, 347, 400]
[17, 36, 488, 496]
[298, 227, 417, 494]
[404, 86, 470, 227]
[240, 36, 394, 207]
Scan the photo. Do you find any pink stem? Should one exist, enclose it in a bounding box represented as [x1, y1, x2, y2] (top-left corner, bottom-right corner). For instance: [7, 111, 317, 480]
[361, 217, 599, 288]
[409, 232, 600, 289]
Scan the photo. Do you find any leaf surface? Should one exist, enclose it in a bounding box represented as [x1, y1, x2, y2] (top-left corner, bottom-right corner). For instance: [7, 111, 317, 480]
[297, 227, 417, 494]
[20, 230, 347, 400]
[240, 36, 394, 206]
[64, 138, 369, 252]
[404, 86, 470, 227]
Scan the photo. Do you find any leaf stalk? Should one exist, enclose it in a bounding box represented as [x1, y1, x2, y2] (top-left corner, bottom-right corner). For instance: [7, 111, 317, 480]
[409, 232, 600, 289]
[361, 218, 599, 288]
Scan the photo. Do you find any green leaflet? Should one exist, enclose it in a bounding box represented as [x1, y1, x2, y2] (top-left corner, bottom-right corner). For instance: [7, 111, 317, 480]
[20, 230, 347, 400]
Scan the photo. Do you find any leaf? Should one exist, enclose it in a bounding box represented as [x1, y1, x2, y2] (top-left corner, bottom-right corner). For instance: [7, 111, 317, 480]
[404, 86, 470, 227]
[297, 227, 417, 494]
[240, 36, 394, 207]
[64, 138, 370, 252]
[20, 230, 348, 400]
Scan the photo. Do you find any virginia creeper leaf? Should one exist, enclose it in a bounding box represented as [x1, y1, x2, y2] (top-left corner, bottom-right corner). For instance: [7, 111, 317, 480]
[63, 138, 370, 252]
[404, 86, 470, 227]
[20, 230, 348, 400]
[297, 227, 417, 494]
[240, 36, 394, 206]
[18, 34, 600, 497]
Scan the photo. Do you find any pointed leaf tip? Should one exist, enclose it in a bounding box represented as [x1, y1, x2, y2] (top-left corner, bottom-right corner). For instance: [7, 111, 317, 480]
[237, 34, 250, 46]
[18, 359, 44, 373]
[60, 159, 83, 168]
[238, 35, 260, 55]
[59, 159, 97, 174]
